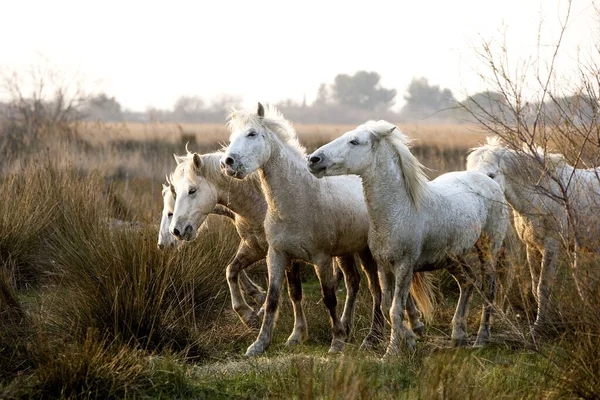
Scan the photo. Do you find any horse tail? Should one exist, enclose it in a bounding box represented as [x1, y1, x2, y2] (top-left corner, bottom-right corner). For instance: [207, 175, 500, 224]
[410, 271, 436, 324]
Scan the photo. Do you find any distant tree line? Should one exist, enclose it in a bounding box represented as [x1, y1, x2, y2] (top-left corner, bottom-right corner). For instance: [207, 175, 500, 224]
[1, 70, 596, 125]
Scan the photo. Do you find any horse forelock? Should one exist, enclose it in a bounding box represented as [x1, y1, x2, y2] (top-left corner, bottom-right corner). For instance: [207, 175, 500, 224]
[169, 151, 262, 188]
[364, 120, 429, 208]
[227, 104, 306, 155]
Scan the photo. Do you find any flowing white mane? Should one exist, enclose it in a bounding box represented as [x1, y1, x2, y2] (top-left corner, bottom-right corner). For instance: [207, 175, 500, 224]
[227, 104, 306, 155]
[363, 120, 429, 208]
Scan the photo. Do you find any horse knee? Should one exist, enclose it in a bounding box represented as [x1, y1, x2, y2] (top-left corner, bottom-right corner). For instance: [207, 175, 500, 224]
[226, 262, 243, 281]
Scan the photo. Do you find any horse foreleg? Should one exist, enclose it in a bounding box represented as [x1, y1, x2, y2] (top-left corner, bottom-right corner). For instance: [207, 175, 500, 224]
[246, 248, 288, 356]
[314, 256, 346, 354]
[284, 261, 308, 346]
[532, 239, 560, 336]
[336, 254, 360, 337]
[384, 262, 415, 358]
[226, 242, 265, 329]
[448, 259, 475, 347]
[358, 249, 385, 350]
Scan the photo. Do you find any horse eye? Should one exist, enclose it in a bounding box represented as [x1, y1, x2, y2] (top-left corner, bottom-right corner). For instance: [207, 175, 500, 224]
[349, 139, 359, 146]
[247, 131, 257, 137]
[188, 188, 197, 194]
[487, 173, 496, 179]
[167, 212, 173, 218]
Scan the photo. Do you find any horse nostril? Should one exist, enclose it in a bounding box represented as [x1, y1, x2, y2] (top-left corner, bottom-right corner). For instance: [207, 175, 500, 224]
[309, 155, 321, 164]
[157, 243, 164, 250]
[173, 228, 181, 237]
[224, 156, 235, 166]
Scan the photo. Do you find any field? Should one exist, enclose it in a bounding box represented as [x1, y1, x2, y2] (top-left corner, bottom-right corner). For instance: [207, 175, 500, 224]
[0, 121, 598, 399]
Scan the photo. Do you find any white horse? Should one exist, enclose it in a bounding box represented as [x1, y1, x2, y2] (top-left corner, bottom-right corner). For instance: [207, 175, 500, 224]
[307, 121, 508, 357]
[156, 181, 266, 311]
[167, 151, 383, 347]
[220, 103, 434, 356]
[467, 137, 600, 334]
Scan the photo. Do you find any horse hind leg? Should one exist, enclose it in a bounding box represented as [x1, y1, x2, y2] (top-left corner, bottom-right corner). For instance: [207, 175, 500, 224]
[226, 243, 265, 329]
[532, 239, 560, 337]
[447, 257, 475, 347]
[314, 256, 346, 354]
[526, 245, 542, 305]
[239, 271, 266, 307]
[357, 249, 385, 350]
[284, 261, 308, 346]
[474, 237, 498, 347]
[405, 294, 424, 337]
[336, 254, 360, 337]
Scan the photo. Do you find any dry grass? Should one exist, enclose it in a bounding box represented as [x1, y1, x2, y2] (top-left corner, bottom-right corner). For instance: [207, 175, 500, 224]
[78, 122, 488, 150]
[0, 119, 598, 399]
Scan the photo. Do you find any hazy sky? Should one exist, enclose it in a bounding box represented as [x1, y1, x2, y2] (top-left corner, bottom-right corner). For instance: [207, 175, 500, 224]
[1, 0, 597, 111]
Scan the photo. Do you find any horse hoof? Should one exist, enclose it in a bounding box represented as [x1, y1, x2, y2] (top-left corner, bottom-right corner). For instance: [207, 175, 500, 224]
[412, 322, 425, 337]
[328, 339, 345, 354]
[245, 342, 265, 357]
[359, 335, 382, 351]
[451, 337, 468, 347]
[382, 346, 399, 360]
[285, 332, 307, 347]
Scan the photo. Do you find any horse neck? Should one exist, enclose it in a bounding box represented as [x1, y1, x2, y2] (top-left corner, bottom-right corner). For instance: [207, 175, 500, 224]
[203, 154, 267, 223]
[259, 138, 317, 219]
[361, 144, 422, 231]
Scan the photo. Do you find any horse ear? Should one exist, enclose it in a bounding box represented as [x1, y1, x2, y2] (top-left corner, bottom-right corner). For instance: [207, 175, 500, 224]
[257, 102, 265, 118]
[169, 182, 177, 199]
[192, 153, 203, 171]
[173, 154, 184, 165]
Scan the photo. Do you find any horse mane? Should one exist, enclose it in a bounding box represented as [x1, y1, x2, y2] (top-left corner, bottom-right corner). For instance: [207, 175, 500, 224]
[466, 135, 508, 171]
[364, 120, 429, 208]
[169, 151, 262, 188]
[227, 103, 306, 155]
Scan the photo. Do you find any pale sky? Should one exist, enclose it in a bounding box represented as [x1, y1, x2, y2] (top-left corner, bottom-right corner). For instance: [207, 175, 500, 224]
[1, 0, 597, 111]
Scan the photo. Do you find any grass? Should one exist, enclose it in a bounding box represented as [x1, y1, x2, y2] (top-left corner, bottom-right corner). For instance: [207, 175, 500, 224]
[0, 121, 598, 399]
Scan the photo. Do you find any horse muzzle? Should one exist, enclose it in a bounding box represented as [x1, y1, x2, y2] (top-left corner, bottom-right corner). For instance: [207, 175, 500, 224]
[307, 153, 327, 178]
[171, 224, 196, 241]
[220, 155, 246, 179]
